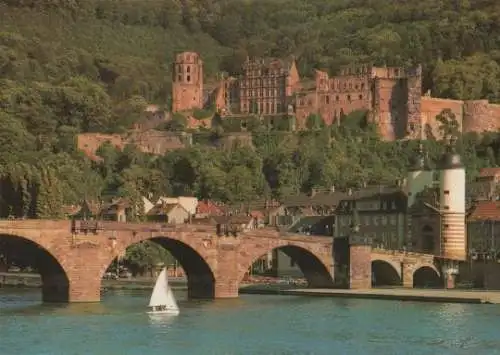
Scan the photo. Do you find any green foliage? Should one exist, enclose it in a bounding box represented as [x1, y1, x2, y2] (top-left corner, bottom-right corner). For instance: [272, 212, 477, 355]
[160, 113, 187, 132]
[192, 108, 214, 120]
[121, 240, 176, 276]
[0, 0, 499, 222]
[306, 114, 324, 131]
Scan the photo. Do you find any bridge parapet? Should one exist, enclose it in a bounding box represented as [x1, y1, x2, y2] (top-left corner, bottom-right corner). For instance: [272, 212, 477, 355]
[372, 248, 435, 262]
[0, 219, 71, 230]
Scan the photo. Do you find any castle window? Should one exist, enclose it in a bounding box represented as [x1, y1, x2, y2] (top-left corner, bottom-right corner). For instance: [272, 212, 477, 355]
[177, 74, 182, 81]
[187, 75, 191, 82]
[336, 95, 339, 101]
[355, 84, 359, 90]
[347, 95, 351, 102]
[187, 66, 191, 73]
[444, 190, 450, 195]
[325, 96, 330, 104]
[359, 94, 363, 100]
[361, 83, 365, 90]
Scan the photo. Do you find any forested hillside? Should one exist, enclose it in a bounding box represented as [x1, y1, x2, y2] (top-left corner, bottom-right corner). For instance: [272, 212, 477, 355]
[0, 0, 500, 221]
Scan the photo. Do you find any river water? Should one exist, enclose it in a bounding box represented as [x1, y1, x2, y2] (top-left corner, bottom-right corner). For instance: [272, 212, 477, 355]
[1, 288, 500, 355]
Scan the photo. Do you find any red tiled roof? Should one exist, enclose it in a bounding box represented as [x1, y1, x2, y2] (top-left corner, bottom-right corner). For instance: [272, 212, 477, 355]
[479, 168, 500, 178]
[468, 201, 500, 221]
[196, 200, 224, 215]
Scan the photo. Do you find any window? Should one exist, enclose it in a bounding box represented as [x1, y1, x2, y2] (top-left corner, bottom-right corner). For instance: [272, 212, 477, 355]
[187, 66, 191, 73]
[444, 190, 450, 195]
[444, 224, 449, 229]
[266, 102, 270, 113]
[444, 206, 450, 210]
[177, 74, 182, 81]
[361, 83, 365, 90]
[325, 96, 330, 104]
[359, 94, 363, 100]
[336, 95, 339, 101]
[347, 95, 351, 102]
[187, 75, 191, 82]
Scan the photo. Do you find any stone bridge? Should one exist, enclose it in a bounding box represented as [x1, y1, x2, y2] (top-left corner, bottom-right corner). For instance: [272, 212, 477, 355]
[0, 220, 335, 303]
[0, 220, 444, 303]
[371, 249, 442, 288]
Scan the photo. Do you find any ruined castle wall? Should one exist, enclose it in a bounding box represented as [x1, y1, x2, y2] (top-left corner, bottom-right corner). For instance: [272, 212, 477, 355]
[295, 92, 318, 129]
[463, 100, 500, 133]
[405, 66, 422, 139]
[77, 133, 125, 159]
[420, 97, 464, 139]
[373, 78, 400, 141]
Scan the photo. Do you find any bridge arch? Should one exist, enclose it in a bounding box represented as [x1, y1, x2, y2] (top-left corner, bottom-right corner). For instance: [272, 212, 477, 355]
[413, 264, 442, 288]
[371, 259, 402, 286]
[0, 233, 70, 302]
[103, 234, 216, 299]
[237, 241, 334, 288]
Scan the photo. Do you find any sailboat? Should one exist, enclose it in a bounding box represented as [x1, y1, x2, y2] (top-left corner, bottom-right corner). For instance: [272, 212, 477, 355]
[147, 267, 180, 315]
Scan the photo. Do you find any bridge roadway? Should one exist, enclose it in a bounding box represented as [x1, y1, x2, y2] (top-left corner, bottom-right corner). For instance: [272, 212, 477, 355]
[0, 219, 441, 303]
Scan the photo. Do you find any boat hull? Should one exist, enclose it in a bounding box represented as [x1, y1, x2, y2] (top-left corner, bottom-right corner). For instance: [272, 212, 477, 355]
[147, 309, 180, 316]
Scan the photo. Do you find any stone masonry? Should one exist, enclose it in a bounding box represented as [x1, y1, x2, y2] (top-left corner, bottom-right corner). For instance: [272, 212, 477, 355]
[0, 220, 444, 302]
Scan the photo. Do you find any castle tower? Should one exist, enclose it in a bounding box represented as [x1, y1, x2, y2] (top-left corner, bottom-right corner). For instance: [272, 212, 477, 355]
[172, 52, 203, 113]
[406, 143, 433, 207]
[438, 138, 466, 261]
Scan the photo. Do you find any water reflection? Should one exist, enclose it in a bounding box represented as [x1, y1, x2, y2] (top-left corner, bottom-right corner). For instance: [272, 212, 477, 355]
[147, 313, 178, 328]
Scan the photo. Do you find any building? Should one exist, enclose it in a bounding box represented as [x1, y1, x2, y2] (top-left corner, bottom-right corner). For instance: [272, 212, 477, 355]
[334, 186, 408, 250]
[146, 202, 190, 224]
[467, 168, 500, 201]
[212, 57, 301, 117]
[156, 196, 198, 216]
[176, 51, 500, 140]
[172, 51, 204, 112]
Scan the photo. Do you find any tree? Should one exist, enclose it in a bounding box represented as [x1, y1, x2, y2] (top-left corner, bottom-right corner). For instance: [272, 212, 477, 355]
[436, 109, 460, 141]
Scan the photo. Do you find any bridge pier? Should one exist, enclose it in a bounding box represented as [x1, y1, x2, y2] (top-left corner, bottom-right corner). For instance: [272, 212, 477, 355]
[402, 264, 414, 288]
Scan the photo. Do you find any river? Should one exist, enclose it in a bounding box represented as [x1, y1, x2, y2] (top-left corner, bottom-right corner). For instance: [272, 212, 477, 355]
[1, 288, 500, 355]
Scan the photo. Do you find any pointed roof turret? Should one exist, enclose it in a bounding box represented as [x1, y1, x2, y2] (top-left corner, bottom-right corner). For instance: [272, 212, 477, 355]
[438, 136, 464, 170]
[408, 143, 431, 172]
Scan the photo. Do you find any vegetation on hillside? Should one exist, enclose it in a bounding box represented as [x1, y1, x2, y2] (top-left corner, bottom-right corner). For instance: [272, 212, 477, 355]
[1, 0, 500, 274]
[0, 0, 499, 220]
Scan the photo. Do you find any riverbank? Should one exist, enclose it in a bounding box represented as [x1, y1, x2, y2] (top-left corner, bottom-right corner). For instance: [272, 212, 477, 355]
[0, 272, 188, 291]
[239, 284, 500, 304]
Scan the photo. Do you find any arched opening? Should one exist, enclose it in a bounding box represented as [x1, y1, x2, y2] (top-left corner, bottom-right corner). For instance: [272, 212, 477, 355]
[242, 245, 333, 288]
[413, 266, 442, 288]
[371, 260, 401, 287]
[102, 237, 215, 299]
[0, 234, 69, 302]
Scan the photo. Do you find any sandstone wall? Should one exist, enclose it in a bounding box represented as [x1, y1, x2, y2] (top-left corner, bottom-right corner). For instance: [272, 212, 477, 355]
[421, 97, 464, 138]
[463, 100, 500, 133]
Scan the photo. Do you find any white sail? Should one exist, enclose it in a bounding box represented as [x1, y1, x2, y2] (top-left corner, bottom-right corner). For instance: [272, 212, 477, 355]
[148, 268, 179, 313]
